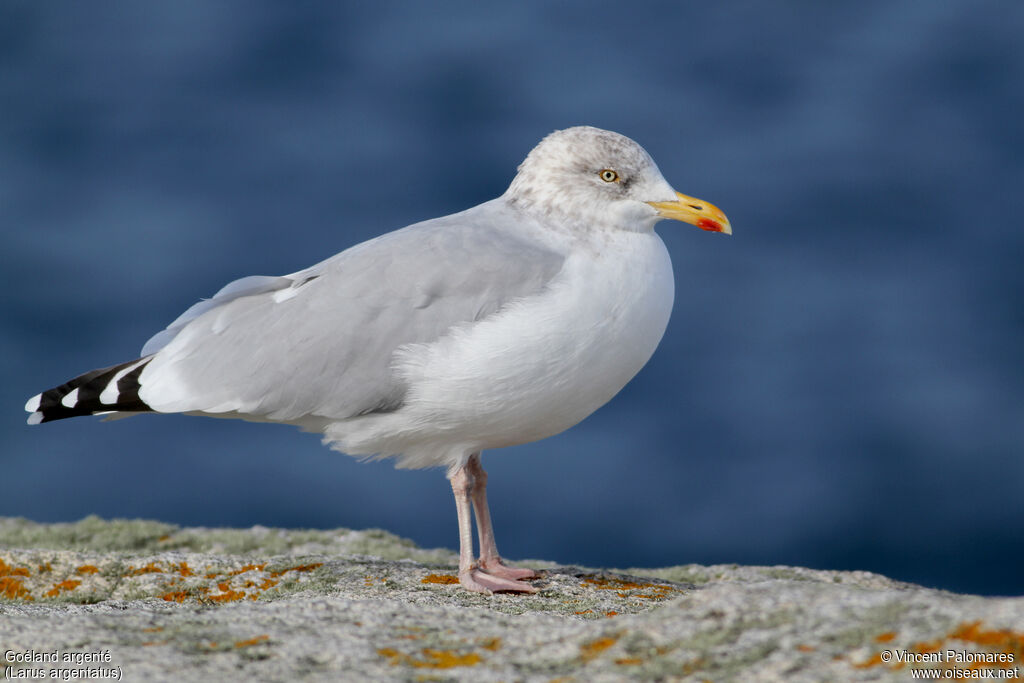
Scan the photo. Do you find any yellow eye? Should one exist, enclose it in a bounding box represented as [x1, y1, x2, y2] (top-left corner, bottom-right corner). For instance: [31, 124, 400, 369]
[599, 169, 619, 183]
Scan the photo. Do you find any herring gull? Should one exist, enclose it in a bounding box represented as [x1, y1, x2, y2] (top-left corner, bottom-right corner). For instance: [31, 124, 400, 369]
[25, 126, 730, 593]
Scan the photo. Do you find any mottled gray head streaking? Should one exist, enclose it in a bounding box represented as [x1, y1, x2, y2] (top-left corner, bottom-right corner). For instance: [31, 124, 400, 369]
[505, 126, 679, 233]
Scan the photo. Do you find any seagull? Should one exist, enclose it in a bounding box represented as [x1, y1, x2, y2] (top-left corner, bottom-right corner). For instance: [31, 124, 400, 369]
[25, 126, 730, 594]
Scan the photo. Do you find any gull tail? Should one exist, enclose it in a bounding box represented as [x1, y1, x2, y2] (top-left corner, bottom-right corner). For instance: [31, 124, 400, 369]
[25, 357, 154, 425]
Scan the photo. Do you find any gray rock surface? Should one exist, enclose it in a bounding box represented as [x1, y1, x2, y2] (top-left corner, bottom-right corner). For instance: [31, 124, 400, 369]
[1, 517, 1022, 681]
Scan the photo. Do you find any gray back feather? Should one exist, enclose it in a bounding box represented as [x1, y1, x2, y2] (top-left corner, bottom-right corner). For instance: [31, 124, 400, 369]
[141, 276, 293, 356]
[141, 199, 565, 421]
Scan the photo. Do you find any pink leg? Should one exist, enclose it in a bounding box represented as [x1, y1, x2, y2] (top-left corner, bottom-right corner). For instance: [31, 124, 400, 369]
[449, 459, 537, 594]
[466, 453, 538, 582]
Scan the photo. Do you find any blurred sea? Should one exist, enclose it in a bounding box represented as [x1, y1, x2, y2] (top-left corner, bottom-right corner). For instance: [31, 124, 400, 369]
[2, 2, 1022, 595]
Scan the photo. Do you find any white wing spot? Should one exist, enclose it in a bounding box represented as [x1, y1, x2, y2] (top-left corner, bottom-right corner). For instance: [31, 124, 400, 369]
[272, 287, 300, 303]
[61, 388, 80, 408]
[100, 359, 148, 405]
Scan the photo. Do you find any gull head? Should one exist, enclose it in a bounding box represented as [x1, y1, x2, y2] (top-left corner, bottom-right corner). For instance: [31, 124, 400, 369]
[505, 126, 730, 235]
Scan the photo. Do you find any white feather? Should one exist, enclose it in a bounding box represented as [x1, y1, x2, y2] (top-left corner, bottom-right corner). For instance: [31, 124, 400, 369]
[99, 359, 150, 404]
[61, 388, 79, 408]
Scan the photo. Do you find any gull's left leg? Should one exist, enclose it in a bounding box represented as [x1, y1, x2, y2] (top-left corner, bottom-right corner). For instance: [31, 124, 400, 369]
[466, 452, 538, 583]
[450, 461, 536, 594]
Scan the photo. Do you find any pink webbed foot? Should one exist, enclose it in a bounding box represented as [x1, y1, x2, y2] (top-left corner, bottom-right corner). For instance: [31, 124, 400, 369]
[479, 558, 538, 581]
[459, 567, 538, 594]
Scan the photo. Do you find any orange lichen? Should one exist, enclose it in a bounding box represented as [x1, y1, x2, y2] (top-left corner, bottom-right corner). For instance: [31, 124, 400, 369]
[161, 591, 190, 603]
[37, 562, 52, 573]
[480, 638, 501, 652]
[209, 588, 248, 603]
[615, 657, 643, 666]
[1, 576, 33, 600]
[159, 568, 278, 604]
[580, 635, 619, 661]
[581, 575, 678, 600]
[915, 638, 943, 654]
[797, 644, 816, 652]
[234, 635, 270, 649]
[0, 558, 31, 577]
[574, 610, 593, 615]
[143, 627, 164, 633]
[45, 580, 82, 597]
[951, 620, 1024, 658]
[605, 611, 619, 618]
[855, 621, 1024, 672]
[4, 555, 329, 607]
[426, 650, 482, 668]
[421, 573, 459, 585]
[853, 652, 887, 669]
[228, 563, 267, 576]
[377, 647, 482, 669]
[268, 562, 322, 578]
[582, 576, 646, 590]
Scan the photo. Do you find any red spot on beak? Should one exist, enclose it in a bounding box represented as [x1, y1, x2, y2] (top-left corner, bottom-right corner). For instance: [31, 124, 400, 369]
[696, 218, 724, 232]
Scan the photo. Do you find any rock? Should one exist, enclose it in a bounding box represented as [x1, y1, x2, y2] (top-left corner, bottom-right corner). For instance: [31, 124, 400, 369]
[1, 516, 1021, 681]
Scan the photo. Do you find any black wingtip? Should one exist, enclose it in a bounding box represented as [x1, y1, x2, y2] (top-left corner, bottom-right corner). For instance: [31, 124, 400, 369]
[27, 358, 154, 424]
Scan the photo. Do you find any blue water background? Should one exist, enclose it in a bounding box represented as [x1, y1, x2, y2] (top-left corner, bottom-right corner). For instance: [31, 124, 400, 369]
[2, 2, 1022, 595]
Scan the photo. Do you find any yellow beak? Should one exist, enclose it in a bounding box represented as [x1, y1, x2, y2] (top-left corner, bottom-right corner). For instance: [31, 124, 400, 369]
[647, 191, 732, 235]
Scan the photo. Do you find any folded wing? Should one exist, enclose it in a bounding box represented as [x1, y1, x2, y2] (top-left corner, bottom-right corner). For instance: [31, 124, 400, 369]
[134, 202, 566, 423]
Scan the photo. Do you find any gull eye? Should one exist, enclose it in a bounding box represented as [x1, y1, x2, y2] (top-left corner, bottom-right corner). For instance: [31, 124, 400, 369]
[599, 169, 619, 183]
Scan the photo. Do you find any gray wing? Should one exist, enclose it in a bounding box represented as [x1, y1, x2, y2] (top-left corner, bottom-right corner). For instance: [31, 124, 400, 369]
[138, 200, 565, 422]
[141, 275, 293, 356]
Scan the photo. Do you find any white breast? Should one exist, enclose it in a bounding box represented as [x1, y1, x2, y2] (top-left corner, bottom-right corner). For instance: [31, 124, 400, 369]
[329, 229, 675, 468]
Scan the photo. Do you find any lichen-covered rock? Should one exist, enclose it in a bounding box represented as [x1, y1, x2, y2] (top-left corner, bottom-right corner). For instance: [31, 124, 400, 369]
[1, 517, 1022, 681]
